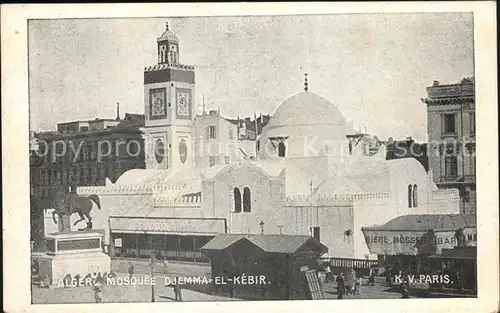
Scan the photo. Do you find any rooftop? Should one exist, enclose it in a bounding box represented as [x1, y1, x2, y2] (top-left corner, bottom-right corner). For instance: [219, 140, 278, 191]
[362, 214, 476, 231]
[201, 233, 327, 255]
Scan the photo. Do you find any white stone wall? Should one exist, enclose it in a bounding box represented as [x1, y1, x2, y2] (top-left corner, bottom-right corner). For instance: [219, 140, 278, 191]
[351, 195, 393, 259]
[283, 202, 355, 258]
[428, 189, 461, 214]
[201, 163, 284, 234]
[285, 157, 330, 196]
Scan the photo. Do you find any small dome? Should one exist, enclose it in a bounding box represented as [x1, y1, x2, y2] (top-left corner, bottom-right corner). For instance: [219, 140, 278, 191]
[266, 92, 347, 128]
[157, 22, 179, 42]
[114, 169, 165, 185]
[315, 176, 364, 196]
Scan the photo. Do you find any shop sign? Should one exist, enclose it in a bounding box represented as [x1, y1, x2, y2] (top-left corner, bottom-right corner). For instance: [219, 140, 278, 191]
[362, 227, 476, 255]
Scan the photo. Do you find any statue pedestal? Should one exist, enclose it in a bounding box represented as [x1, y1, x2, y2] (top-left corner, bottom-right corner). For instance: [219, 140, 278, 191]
[37, 230, 111, 287]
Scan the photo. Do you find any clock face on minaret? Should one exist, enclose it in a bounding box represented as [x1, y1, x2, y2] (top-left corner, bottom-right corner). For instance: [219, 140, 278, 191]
[176, 89, 191, 119]
[149, 88, 166, 119]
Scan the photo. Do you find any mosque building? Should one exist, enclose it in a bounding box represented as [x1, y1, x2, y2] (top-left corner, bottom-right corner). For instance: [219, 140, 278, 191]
[50, 22, 461, 262]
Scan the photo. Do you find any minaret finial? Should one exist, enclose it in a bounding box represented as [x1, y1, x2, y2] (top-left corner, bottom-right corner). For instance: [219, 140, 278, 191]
[304, 73, 309, 92]
[165, 21, 169, 31]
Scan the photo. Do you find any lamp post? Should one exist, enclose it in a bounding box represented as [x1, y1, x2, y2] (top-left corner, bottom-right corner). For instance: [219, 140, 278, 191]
[149, 253, 156, 302]
[259, 221, 265, 234]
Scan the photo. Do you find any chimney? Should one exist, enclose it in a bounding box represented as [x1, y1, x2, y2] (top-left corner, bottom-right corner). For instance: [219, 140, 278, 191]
[254, 113, 258, 137]
[237, 116, 240, 139]
[116, 102, 120, 120]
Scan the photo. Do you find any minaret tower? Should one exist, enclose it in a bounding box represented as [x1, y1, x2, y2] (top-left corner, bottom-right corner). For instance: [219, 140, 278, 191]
[142, 21, 196, 170]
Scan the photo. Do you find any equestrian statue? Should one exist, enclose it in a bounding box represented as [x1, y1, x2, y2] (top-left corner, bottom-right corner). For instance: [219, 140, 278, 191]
[49, 185, 101, 231]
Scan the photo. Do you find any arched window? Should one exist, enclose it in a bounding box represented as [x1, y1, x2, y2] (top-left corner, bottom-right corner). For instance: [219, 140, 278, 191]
[243, 187, 251, 212]
[413, 184, 418, 207]
[408, 185, 413, 208]
[278, 142, 286, 157]
[233, 187, 242, 213]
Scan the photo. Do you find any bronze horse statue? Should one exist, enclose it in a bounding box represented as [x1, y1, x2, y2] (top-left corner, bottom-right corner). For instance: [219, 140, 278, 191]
[48, 187, 101, 231]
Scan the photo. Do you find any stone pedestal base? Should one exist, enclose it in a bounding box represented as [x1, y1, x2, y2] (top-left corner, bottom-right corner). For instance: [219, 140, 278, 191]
[38, 251, 111, 287]
[37, 231, 111, 287]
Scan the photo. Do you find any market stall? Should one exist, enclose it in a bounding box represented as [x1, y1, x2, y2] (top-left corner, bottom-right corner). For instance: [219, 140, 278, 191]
[201, 234, 328, 300]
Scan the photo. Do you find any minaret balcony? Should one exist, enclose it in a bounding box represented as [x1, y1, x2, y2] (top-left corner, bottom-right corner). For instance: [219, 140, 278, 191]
[144, 63, 195, 72]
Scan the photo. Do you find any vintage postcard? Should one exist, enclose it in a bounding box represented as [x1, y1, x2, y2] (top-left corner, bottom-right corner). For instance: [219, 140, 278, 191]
[2, 2, 498, 313]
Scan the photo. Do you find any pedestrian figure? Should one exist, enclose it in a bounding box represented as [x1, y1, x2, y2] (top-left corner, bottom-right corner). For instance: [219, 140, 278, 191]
[336, 272, 345, 299]
[354, 277, 361, 295]
[74, 273, 81, 287]
[401, 285, 410, 298]
[108, 271, 116, 279]
[346, 268, 356, 295]
[317, 270, 325, 296]
[63, 273, 72, 288]
[173, 277, 183, 301]
[43, 273, 51, 288]
[351, 269, 357, 293]
[128, 262, 134, 280]
[84, 273, 92, 284]
[96, 272, 103, 284]
[402, 272, 410, 289]
[368, 265, 376, 286]
[163, 258, 168, 275]
[92, 278, 103, 303]
[325, 264, 333, 282]
[229, 273, 236, 298]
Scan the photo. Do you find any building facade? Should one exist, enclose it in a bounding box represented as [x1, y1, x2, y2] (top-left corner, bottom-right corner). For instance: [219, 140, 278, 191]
[46, 22, 461, 263]
[422, 78, 476, 214]
[30, 112, 146, 198]
[194, 110, 270, 169]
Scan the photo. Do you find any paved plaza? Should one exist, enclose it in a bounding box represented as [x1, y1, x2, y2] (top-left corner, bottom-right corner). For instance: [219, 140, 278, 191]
[32, 259, 409, 304]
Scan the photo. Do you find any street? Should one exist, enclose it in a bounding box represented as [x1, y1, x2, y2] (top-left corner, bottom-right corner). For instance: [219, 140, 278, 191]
[32, 259, 408, 303]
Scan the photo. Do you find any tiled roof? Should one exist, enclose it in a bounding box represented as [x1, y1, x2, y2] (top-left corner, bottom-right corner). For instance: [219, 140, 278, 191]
[363, 214, 476, 231]
[200, 234, 245, 251]
[201, 234, 327, 254]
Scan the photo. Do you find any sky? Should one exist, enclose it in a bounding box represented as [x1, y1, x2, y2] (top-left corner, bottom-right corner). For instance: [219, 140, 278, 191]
[29, 13, 473, 141]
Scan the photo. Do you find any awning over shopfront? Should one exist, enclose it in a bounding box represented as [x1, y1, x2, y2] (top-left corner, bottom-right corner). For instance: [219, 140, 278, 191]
[429, 246, 476, 260]
[362, 214, 476, 255]
[109, 216, 227, 235]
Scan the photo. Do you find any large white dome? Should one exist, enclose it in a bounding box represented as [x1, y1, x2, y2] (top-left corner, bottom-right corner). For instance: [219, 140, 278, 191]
[258, 92, 353, 160]
[266, 92, 348, 129]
